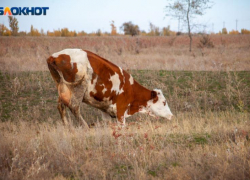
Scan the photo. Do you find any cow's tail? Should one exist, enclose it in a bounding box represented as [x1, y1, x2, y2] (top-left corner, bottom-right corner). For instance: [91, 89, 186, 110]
[47, 56, 61, 84]
[47, 56, 84, 86]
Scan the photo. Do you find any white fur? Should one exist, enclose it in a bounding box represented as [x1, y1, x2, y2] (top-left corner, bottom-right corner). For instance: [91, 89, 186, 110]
[129, 74, 134, 85]
[100, 84, 107, 94]
[109, 72, 124, 95]
[102, 87, 107, 94]
[119, 67, 126, 87]
[119, 67, 123, 76]
[146, 89, 173, 120]
[124, 104, 131, 118]
[108, 103, 117, 115]
[89, 76, 98, 94]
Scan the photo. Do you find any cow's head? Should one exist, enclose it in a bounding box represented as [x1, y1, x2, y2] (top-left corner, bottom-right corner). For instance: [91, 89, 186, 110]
[145, 89, 173, 120]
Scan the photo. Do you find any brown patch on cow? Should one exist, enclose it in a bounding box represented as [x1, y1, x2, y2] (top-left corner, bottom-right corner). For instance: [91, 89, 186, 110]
[151, 91, 158, 103]
[47, 54, 78, 82]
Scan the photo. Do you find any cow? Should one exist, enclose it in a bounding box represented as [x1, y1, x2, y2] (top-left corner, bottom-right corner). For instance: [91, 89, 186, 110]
[47, 49, 173, 128]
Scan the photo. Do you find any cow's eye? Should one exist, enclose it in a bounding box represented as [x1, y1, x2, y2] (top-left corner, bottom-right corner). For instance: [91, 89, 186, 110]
[163, 101, 166, 106]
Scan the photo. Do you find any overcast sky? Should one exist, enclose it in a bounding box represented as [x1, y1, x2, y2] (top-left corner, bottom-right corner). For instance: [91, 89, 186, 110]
[1, 0, 250, 34]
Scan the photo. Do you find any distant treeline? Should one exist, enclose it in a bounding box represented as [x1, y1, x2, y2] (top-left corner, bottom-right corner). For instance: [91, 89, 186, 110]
[1, 17, 250, 37]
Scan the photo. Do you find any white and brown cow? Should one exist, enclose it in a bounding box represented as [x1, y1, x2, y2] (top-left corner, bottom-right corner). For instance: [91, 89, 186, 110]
[47, 49, 173, 128]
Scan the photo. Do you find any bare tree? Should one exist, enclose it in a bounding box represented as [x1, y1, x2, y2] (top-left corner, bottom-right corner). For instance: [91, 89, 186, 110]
[8, 16, 19, 36]
[166, 0, 213, 52]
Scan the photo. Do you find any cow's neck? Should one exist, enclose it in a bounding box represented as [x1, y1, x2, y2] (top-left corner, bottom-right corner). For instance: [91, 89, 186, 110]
[128, 81, 152, 115]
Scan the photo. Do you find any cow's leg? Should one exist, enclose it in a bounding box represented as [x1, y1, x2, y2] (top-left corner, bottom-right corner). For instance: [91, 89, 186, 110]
[68, 97, 89, 129]
[57, 98, 68, 125]
[57, 82, 71, 125]
[117, 108, 126, 127]
[117, 116, 126, 127]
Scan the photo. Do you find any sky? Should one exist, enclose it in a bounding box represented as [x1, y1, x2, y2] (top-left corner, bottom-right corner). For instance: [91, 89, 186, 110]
[1, 0, 250, 34]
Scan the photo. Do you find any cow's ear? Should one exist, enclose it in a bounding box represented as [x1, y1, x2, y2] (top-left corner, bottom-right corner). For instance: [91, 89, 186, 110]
[151, 91, 157, 99]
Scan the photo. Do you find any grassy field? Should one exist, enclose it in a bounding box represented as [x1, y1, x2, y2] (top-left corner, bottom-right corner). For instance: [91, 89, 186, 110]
[0, 70, 250, 179]
[0, 35, 250, 179]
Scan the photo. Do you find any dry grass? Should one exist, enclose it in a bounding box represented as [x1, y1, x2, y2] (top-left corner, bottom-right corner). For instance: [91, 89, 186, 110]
[0, 35, 250, 72]
[0, 35, 250, 179]
[0, 111, 249, 179]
